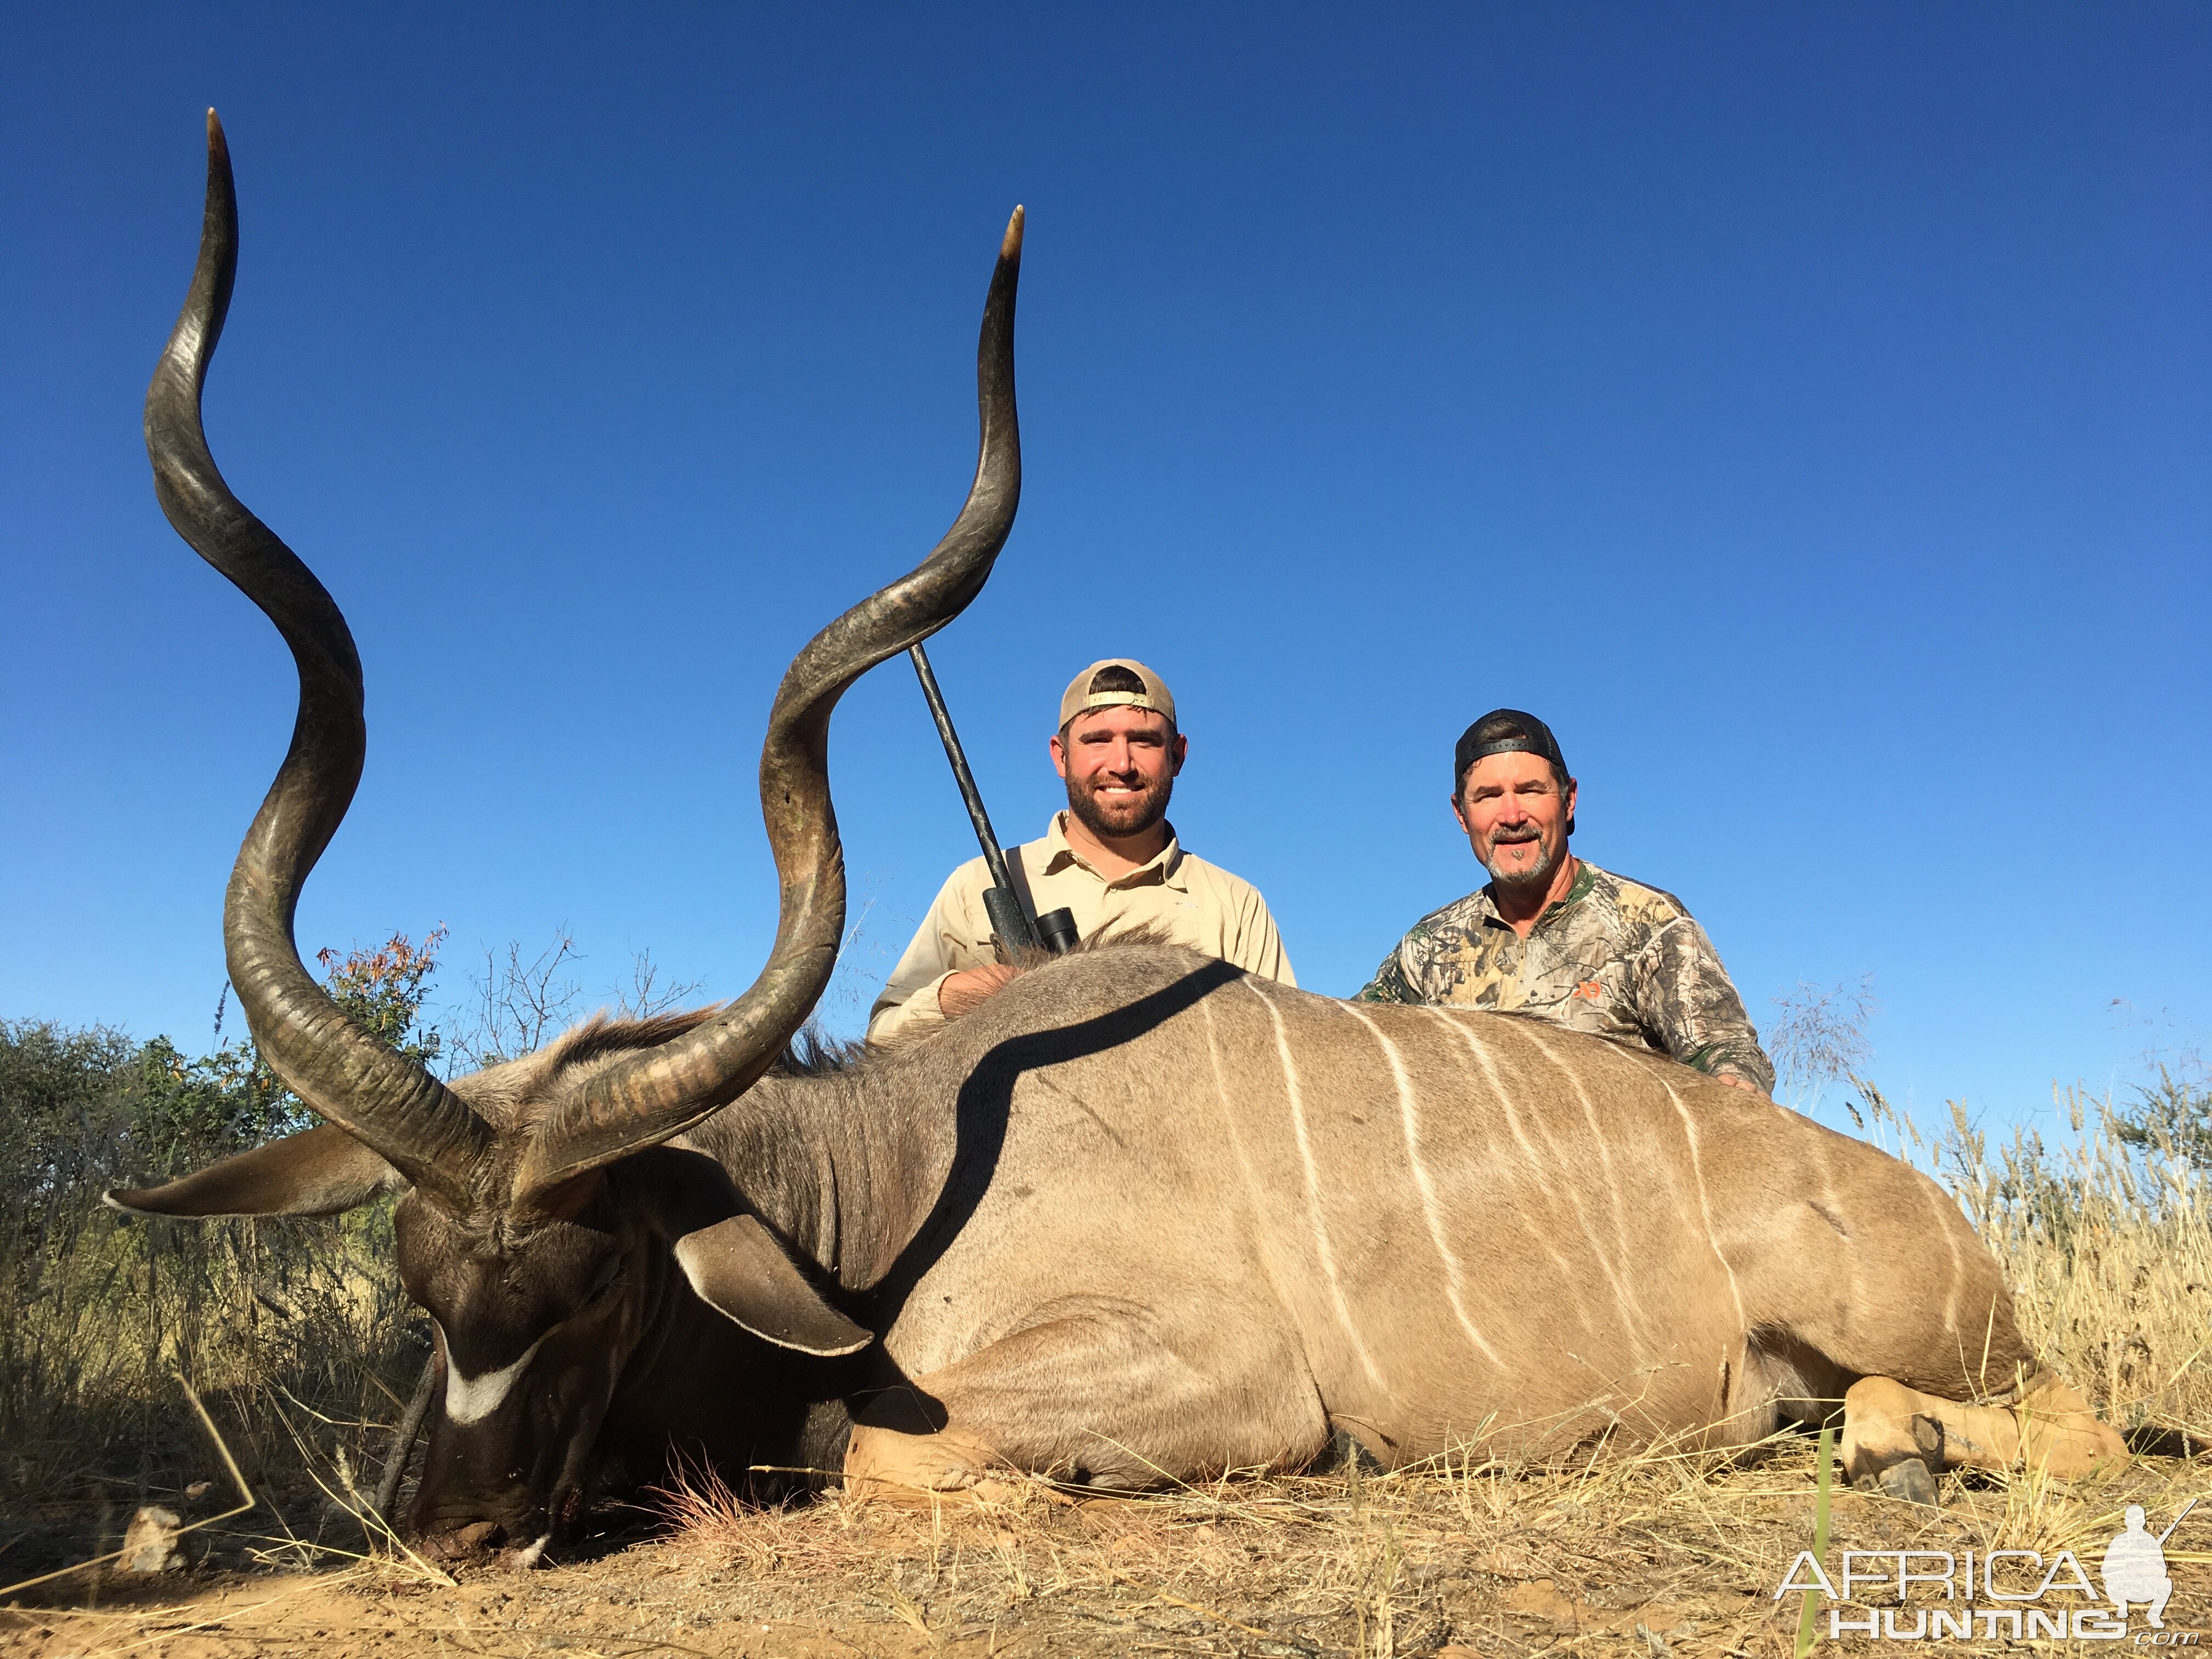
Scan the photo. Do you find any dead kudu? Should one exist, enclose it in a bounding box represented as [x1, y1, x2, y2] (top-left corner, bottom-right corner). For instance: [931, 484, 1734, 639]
[116, 116, 2122, 1564]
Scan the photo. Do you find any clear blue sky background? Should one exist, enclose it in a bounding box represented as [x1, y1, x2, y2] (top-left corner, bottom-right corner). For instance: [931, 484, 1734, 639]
[5, 5, 2206, 1136]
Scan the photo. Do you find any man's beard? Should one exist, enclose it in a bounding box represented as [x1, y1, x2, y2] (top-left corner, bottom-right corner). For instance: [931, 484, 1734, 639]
[1484, 828, 1559, 897]
[1066, 772, 1174, 844]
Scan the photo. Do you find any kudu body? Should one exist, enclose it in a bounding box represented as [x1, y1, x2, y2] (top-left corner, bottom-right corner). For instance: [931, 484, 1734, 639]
[117, 118, 2121, 1562]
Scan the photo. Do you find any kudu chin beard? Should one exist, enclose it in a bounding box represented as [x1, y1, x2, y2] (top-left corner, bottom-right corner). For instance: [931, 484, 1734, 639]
[1067, 773, 1173, 845]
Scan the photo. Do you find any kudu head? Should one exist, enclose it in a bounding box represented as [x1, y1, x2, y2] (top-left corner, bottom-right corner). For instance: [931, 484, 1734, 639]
[110, 112, 1023, 1560]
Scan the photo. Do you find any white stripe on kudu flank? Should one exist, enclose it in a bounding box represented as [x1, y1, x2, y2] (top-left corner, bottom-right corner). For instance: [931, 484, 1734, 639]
[1198, 1001, 1267, 1235]
[1657, 1077, 1748, 1335]
[1917, 1171, 1965, 1338]
[1242, 981, 1385, 1391]
[1200, 998, 1304, 1322]
[1425, 1009, 1599, 1334]
[1340, 1005, 1504, 1368]
[442, 1328, 550, 1425]
[1506, 1023, 1658, 1357]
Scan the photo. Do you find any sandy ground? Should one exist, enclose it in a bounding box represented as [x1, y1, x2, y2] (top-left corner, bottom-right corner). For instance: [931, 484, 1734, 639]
[6, 1448, 2209, 1658]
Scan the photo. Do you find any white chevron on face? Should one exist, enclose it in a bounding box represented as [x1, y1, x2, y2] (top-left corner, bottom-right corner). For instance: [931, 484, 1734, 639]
[442, 1326, 550, 1425]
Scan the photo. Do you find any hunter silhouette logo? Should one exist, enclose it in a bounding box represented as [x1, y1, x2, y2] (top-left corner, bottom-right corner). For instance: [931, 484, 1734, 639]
[1775, 1497, 2200, 1641]
[2105, 1503, 2187, 1630]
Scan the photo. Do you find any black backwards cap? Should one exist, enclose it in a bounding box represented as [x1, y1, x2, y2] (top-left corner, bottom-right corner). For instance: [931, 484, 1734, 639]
[1453, 709, 1568, 792]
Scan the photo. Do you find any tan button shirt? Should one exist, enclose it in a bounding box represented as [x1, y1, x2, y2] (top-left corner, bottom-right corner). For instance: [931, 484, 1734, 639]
[866, 812, 1295, 1046]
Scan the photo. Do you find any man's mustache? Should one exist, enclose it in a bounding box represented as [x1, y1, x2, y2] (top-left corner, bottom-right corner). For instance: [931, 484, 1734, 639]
[1491, 826, 1544, 846]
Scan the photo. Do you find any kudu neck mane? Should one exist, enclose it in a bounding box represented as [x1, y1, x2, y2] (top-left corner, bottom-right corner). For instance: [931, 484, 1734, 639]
[465, 923, 1172, 1127]
[472, 932, 1187, 1284]
[667, 1022, 955, 1291]
[691, 929, 1204, 1292]
[448, 1008, 727, 1130]
[435, 1002, 905, 1279]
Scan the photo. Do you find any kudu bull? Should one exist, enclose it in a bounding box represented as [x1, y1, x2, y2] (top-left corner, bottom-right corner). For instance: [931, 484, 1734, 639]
[116, 115, 2121, 1561]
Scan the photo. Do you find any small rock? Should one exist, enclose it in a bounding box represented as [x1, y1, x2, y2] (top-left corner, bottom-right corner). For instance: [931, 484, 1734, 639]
[117, 1506, 186, 1573]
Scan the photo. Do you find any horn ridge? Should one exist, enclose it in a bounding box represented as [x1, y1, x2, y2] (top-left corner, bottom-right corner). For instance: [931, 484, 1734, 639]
[516, 206, 1028, 1201]
[146, 111, 490, 1211]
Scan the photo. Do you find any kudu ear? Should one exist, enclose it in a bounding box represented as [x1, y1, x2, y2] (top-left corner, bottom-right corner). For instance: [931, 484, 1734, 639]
[107, 1122, 403, 1218]
[619, 1146, 872, 1358]
[674, 1215, 873, 1357]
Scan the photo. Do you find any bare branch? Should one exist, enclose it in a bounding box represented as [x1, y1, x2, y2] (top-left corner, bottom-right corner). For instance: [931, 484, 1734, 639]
[446, 929, 583, 1071]
[614, 949, 705, 1021]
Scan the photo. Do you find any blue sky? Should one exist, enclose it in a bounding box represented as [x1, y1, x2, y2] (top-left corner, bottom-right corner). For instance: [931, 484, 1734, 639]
[4, 4, 2206, 1136]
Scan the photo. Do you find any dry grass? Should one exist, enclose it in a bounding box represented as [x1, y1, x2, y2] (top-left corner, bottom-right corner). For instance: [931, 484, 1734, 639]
[1971, 1097, 2212, 1440]
[0, 1198, 426, 1578]
[18, 1434, 2170, 1657]
[1, 1014, 428, 1534]
[579, 1421, 2211, 1655]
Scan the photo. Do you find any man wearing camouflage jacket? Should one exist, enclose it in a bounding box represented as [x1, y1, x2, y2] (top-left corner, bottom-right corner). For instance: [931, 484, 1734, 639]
[1358, 709, 1775, 1093]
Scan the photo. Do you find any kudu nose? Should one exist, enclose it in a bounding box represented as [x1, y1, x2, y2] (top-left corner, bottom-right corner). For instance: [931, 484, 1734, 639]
[420, 1517, 505, 1562]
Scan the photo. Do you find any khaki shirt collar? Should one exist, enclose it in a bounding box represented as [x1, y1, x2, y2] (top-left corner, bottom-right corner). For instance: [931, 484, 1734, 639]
[1040, 811, 1189, 893]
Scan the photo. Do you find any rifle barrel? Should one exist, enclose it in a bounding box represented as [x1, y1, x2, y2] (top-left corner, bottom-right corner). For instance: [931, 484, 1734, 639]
[2158, 1496, 2199, 1545]
[909, 642, 1020, 899]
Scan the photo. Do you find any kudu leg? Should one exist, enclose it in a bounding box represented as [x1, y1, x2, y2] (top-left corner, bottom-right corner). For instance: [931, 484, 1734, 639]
[845, 1310, 1326, 1499]
[843, 1415, 1014, 1504]
[1839, 1373, 2126, 1502]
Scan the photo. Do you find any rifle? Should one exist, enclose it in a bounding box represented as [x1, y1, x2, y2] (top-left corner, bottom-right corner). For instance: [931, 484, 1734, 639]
[909, 643, 1079, 958]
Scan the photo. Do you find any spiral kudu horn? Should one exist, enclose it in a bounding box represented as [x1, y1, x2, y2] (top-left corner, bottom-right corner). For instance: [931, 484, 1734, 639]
[514, 206, 1027, 1208]
[145, 112, 492, 1211]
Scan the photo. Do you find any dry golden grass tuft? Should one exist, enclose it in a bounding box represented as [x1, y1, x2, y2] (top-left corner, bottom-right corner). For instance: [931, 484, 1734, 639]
[1961, 1088, 2212, 1440]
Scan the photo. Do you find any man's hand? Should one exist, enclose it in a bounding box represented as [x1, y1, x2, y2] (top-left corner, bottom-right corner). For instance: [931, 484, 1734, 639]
[1715, 1073, 1766, 1096]
[939, 962, 1019, 1019]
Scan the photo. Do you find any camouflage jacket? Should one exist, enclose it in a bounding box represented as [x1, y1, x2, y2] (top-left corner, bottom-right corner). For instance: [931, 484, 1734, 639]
[1356, 859, 1775, 1092]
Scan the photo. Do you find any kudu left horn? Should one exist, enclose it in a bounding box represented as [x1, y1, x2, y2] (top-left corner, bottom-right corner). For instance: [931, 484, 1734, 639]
[142, 110, 1024, 1222]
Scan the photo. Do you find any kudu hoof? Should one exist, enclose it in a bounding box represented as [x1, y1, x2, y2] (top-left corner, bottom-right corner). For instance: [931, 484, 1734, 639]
[420, 1519, 504, 1562]
[1328, 1428, 1386, 1477]
[1876, 1457, 1939, 1506]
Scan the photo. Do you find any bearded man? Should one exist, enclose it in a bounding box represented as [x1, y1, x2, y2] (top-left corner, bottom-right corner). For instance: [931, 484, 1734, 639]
[867, 659, 1294, 1045]
[1358, 709, 1774, 1093]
